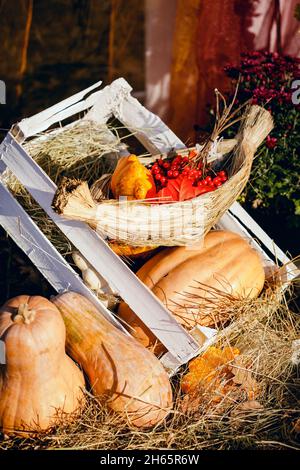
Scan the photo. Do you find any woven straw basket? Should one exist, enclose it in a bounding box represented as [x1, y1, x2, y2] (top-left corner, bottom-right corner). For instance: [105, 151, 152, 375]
[54, 106, 273, 247]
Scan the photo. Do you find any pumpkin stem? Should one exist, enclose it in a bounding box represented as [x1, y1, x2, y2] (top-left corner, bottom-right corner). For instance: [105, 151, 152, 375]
[14, 303, 36, 325]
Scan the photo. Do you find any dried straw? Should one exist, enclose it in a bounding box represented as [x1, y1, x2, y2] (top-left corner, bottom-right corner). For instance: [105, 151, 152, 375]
[4, 120, 124, 254]
[1, 285, 299, 450]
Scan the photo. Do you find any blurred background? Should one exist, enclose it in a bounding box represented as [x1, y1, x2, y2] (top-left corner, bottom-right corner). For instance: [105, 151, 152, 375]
[0, 0, 299, 301]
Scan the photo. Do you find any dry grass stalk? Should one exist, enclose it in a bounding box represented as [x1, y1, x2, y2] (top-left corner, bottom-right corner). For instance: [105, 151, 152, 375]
[1, 284, 299, 450]
[4, 120, 124, 255]
[192, 82, 247, 170]
[167, 264, 293, 330]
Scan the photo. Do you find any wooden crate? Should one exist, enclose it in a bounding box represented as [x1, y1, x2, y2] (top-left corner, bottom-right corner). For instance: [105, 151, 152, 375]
[0, 78, 297, 373]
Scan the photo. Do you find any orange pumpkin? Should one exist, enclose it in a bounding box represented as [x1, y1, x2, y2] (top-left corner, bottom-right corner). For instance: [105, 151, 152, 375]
[118, 230, 265, 349]
[111, 155, 156, 200]
[0, 296, 85, 436]
[52, 292, 172, 428]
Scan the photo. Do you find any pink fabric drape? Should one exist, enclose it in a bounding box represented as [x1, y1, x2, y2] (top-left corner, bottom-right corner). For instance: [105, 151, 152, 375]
[251, 0, 300, 55]
[145, 0, 177, 118]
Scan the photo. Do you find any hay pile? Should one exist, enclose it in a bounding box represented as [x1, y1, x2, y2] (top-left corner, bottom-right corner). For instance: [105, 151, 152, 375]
[1, 285, 299, 450]
[4, 120, 125, 255]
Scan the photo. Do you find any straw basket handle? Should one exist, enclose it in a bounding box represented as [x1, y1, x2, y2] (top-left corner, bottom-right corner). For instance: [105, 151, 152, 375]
[231, 105, 273, 175]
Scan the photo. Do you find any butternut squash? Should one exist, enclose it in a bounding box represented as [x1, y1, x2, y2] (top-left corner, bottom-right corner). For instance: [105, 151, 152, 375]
[52, 292, 172, 428]
[0, 295, 85, 436]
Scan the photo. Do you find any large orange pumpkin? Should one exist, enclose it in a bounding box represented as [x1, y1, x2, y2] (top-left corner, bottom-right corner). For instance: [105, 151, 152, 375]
[52, 292, 172, 428]
[118, 230, 265, 349]
[0, 296, 85, 436]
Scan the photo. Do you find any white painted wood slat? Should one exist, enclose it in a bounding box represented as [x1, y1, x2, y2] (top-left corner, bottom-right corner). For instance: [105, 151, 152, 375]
[87, 78, 185, 153]
[18, 80, 103, 139]
[0, 133, 199, 366]
[229, 202, 291, 265]
[0, 180, 127, 331]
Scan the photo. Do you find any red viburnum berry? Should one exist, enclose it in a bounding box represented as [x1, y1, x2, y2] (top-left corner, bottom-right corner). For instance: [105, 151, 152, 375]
[152, 167, 161, 174]
[213, 177, 221, 185]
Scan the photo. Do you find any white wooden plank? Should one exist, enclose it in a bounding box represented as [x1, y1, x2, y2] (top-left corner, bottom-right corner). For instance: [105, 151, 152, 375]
[18, 79, 134, 139]
[84, 79, 132, 125]
[87, 78, 184, 153]
[227, 204, 298, 282]
[19, 96, 96, 137]
[17, 81, 103, 139]
[0, 180, 126, 331]
[160, 324, 218, 375]
[229, 202, 292, 265]
[0, 133, 199, 365]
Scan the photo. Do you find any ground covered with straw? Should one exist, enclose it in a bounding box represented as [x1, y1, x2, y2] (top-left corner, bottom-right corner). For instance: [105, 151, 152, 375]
[1, 286, 299, 451]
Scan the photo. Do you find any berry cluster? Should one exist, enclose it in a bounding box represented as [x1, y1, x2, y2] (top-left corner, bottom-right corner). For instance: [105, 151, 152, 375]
[150, 155, 190, 188]
[182, 168, 227, 189]
[149, 152, 228, 201]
